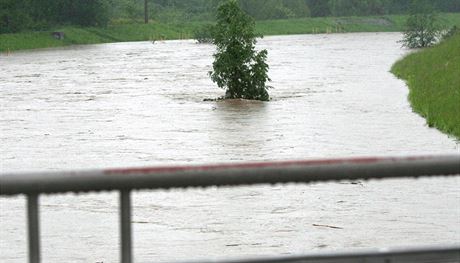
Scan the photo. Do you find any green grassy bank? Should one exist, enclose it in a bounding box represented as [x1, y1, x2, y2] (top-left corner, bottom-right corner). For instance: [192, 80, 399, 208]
[0, 22, 205, 52]
[391, 33, 460, 139]
[2, 13, 460, 52]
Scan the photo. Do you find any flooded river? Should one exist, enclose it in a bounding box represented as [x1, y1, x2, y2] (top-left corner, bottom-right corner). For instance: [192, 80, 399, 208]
[0, 33, 459, 262]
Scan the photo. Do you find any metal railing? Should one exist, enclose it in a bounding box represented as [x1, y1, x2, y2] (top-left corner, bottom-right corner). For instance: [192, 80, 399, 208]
[1, 155, 460, 263]
[198, 245, 460, 263]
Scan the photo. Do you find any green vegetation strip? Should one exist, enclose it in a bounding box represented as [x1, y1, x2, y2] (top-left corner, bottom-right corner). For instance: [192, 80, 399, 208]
[391, 33, 460, 139]
[2, 13, 460, 52]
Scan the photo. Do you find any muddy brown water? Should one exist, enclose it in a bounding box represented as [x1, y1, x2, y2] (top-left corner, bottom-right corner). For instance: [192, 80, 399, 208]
[0, 33, 459, 262]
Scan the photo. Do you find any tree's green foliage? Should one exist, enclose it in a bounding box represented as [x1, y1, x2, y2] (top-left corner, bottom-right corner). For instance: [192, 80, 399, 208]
[193, 23, 215, 43]
[318, 0, 460, 17]
[0, 0, 110, 34]
[443, 25, 459, 40]
[307, 0, 331, 17]
[62, 0, 110, 27]
[236, 0, 310, 20]
[283, 0, 311, 17]
[402, 13, 440, 48]
[400, 0, 443, 48]
[0, 0, 33, 33]
[210, 0, 270, 101]
[329, 0, 388, 16]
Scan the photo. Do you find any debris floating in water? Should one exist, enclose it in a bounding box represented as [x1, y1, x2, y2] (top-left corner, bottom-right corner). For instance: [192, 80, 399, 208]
[312, 224, 344, 229]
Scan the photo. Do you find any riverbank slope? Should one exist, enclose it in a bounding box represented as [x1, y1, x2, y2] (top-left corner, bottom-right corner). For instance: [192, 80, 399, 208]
[391, 33, 460, 139]
[2, 13, 460, 52]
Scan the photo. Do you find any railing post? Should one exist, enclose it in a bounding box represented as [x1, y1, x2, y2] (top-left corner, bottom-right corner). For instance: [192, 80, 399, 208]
[120, 190, 132, 263]
[27, 194, 40, 263]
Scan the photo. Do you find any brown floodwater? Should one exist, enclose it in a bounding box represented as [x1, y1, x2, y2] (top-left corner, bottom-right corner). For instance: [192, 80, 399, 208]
[0, 33, 459, 262]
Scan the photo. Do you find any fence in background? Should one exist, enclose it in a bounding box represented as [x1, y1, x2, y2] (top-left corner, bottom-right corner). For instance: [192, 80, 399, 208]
[1, 155, 460, 263]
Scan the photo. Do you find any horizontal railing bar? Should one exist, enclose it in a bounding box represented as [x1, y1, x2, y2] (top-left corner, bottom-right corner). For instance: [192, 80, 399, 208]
[186, 245, 460, 263]
[1, 155, 459, 196]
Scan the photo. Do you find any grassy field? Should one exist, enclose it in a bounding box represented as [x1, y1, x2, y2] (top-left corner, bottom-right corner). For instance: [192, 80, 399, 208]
[0, 23, 202, 52]
[2, 13, 460, 52]
[392, 33, 460, 139]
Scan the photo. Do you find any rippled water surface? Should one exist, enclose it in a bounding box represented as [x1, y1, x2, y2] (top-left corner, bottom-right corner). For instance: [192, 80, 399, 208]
[1, 33, 459, 262]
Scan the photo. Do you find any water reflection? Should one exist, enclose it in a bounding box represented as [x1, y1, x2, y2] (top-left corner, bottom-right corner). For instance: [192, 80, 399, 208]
[209, 99, 270, 160]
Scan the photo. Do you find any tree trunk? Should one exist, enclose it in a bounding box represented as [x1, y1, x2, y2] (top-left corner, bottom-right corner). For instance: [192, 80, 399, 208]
[144, 0, 149, 24]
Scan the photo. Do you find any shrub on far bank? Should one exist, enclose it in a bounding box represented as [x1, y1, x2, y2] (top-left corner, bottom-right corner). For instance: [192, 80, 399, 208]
[442, 25, 459, 41]
[400, 1, 443, 49]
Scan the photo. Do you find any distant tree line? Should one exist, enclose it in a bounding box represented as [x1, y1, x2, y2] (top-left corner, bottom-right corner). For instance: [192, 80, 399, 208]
[2, 0, 460, 34]
[314, 0, 459, 17]
[145, 0, 460, 22]
[1, 0, 110, 33]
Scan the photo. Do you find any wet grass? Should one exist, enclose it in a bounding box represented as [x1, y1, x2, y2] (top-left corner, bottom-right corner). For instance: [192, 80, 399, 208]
[0, 31, 67, 52]
[391, 33, 460, 139]
[2, 13, 460, 52]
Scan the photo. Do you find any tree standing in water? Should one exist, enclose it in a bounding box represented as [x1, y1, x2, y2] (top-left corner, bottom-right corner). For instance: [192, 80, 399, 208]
[209, 0, 271, 101]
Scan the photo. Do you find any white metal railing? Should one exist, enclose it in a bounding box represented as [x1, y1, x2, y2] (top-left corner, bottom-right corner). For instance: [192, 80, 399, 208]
[1, 155, 460, 263]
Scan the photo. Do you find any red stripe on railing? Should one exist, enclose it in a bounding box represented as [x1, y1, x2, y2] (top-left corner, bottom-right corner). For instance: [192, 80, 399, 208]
[104, 156, 430, 175]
